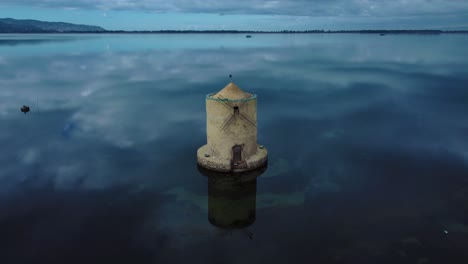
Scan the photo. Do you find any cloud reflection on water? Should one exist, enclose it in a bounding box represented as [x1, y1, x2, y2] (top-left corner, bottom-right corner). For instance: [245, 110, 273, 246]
[1, 34, 468, 263]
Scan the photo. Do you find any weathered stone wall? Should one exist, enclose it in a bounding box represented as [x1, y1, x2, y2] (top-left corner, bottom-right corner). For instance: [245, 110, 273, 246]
[206, 95, 257, 161]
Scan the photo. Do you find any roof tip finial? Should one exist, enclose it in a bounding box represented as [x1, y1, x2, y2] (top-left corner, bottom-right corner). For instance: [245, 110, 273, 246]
[229, 74, 233, 83]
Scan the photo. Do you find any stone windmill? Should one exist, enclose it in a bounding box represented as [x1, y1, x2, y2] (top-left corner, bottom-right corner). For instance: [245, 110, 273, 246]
[197, 78, 268, 172]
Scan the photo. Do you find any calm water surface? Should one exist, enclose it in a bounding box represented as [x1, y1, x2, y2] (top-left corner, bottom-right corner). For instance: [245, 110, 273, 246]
[1, 34, 468, 263]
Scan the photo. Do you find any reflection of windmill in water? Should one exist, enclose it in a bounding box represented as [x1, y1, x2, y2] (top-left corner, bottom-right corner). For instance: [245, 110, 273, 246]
[198, 165, 267, 239]
[197, 76, 268, 172]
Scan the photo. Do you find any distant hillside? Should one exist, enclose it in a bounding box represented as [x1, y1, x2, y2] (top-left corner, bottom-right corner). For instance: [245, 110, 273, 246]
[0, 18, 106, 33]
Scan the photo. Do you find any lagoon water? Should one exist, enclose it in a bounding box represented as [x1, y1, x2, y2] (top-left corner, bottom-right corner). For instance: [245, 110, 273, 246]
[1, 33, 468, 263]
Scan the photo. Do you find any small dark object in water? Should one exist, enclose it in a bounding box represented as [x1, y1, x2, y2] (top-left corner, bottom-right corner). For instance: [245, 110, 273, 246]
[21, 105, 30, 114]
[380, 33, 386, 36]
[246, 35, 252, 38]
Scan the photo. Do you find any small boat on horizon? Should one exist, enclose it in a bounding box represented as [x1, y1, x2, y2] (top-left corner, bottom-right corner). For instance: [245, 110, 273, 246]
[21, 105, 30, 114]
[246, 35, 252, 38]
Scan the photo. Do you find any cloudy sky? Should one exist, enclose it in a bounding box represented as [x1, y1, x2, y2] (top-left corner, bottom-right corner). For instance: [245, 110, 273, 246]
[2, 0, 468, 30]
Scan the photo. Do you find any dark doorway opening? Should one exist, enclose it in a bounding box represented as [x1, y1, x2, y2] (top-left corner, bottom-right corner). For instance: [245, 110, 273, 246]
[232, 145, 242, 164]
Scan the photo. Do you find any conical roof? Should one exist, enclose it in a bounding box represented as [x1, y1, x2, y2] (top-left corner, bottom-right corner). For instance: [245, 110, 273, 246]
[213, 82, 251, 100]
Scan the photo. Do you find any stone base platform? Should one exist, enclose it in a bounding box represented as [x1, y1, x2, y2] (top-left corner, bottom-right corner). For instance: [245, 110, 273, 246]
[197, 144, 268, 173]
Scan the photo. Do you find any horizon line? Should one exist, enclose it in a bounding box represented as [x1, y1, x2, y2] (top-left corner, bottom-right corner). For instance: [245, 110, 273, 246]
[2, 29, 468, 34]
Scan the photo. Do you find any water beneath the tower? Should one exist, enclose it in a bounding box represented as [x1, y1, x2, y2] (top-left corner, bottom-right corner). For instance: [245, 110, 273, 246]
[1, 33, 468, 263]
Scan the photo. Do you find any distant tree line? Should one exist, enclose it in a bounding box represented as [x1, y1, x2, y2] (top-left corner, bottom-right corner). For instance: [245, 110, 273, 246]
[82, 29, 467, 34]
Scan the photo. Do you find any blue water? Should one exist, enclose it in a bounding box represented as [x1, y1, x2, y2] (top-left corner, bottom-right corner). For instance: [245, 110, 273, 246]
[1, 33, 468, 263]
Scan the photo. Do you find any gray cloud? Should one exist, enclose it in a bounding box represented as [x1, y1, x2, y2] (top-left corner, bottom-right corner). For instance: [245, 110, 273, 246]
[3, 0, 468, 17]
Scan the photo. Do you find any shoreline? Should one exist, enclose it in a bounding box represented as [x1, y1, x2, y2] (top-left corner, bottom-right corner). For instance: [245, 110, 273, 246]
[1, 30, 468, 34]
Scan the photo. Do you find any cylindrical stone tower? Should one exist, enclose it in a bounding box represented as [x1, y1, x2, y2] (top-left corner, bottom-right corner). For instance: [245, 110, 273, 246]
[198, 164, 267, 230]
[208, 175, 257, 229]
[197, 81, 268, 172]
